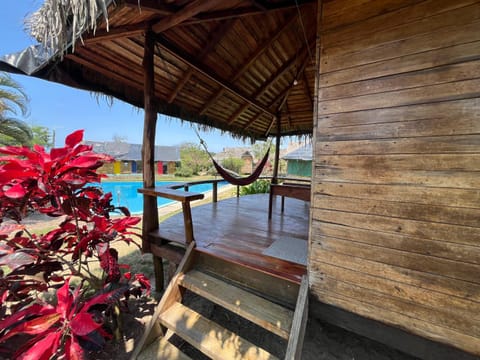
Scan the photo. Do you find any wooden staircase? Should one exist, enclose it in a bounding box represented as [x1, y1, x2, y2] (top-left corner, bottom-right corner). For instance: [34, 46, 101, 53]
[131, 242, 309, 360]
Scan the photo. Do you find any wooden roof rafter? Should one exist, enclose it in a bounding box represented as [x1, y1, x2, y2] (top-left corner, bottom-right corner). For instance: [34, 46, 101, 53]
[183, 0, 318, 25]
[155, 36, 276, 118]
[83, 23, 148, 45]
[34, 0, 317, 140]
[199, 12, 299, 116]
[302, 71, 313, 111]
[227, 43, 311, 126]
[151, 0, 226, 33]
[167, 18, 236, 104]
[123, 0, 179, 15]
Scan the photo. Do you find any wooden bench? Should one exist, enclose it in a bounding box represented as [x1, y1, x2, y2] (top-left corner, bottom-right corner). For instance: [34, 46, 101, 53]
[268, 183, 311, 219]
[138, 186, 204, 289]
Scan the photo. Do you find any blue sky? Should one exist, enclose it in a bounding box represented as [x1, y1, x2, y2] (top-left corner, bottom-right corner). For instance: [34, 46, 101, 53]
[0, 1, 250, 152]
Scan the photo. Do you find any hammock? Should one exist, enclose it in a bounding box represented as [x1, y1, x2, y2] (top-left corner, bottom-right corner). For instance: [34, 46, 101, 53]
[211, 147, 270, 186]
[193, 127, 271, 186]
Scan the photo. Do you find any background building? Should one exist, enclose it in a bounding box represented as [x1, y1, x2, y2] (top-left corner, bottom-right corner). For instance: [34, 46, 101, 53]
[86, 141, 180, 175]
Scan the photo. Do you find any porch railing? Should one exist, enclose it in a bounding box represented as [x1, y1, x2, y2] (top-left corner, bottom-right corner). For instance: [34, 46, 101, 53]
[161, 176, 311, 201]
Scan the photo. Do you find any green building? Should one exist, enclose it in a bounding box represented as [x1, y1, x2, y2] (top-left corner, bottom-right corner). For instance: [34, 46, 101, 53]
[282, 144, 312, 178]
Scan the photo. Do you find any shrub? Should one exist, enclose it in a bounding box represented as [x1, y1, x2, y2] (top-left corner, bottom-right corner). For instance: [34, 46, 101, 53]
[174, 166, 193, 177]
[239, 180, 270, 195]
[0, 130, 150, 359]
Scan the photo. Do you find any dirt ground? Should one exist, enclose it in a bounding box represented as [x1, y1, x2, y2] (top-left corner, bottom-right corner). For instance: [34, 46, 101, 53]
[88, 291, 418, 360]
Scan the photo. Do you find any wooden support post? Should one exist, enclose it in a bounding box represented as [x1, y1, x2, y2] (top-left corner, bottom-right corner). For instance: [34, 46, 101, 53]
[272, 115, 281, 185]
[141, 30, 161, 287]
[213, 181, 218, 203]
[181, 202, 195, 244]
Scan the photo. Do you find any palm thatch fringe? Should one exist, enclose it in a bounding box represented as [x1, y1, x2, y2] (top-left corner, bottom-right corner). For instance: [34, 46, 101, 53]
[26, 0, 112, 55]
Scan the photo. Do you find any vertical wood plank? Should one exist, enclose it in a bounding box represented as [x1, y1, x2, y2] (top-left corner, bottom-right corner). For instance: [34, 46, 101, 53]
[141, 29, 160, 277]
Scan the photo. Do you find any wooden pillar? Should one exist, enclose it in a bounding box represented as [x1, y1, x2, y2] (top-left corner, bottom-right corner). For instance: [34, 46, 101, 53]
[141, 30, 159, 254]
[272, 115, 281, 184]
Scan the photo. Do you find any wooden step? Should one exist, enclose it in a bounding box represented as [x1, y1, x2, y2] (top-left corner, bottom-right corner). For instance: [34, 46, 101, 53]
[137, 335, 191, 360]
[179, 270, 293, 339]
[160, 302, 279, 360]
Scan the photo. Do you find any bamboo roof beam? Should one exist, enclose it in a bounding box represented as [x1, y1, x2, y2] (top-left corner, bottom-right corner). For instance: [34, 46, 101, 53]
[198, 13, 298, 116]
[156, 36, 275, 118]
[167, 19, 236, 104]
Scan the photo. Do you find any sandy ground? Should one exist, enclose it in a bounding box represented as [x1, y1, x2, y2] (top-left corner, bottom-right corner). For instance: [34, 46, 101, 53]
[88, 291, 417, 360]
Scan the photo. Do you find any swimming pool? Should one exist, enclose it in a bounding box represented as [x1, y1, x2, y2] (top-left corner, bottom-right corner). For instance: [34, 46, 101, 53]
[99, 181, 227, 214]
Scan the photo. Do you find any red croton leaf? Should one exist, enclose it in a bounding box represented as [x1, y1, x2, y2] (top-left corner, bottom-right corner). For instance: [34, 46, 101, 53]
[4, 183, 27, 199]
[0, 251, 37, 271]
[111, 216, 141, 232]
[0, 223, 25, 236]
[82, 287, 126, 312]
[50, 146, 69, 161]
[65, 336, 85, 360]
[67, 156, 102, 169]
[0, 312, 60, 343]
[69, 312, 102, 336]
[16, 329, 62, 360]
[56, 278, 73, 319]
[134, 273, 151, 296]
[0, 145, 34, 158]
[99, 248, 120, 282]
[0, 241, 14, 255]
[0, 303, 53, 332]
[65, 130, 84, 148]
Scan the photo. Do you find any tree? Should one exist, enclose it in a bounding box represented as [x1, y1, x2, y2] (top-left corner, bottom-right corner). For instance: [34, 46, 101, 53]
[30, 125, 52, 147]
[251, 141, 278, 175]
[251, 141, 275, 162]
[0, 72, 32, 146]
[179, 142, 211, 175]
[222, 157, 244, 174]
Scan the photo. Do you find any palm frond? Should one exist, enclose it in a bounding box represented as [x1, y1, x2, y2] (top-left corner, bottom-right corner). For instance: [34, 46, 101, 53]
[0, 118, 33, 146]
[0, 73, 29, 117]
[26, 0, 111, 55]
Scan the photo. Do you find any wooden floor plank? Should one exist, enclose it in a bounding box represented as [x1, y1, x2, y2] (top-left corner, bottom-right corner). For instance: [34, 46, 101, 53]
[153, 194, 309, 282]
[179, 270, 294, 339]
[137, 336, 192, 360]
[160, 302, 279, 360]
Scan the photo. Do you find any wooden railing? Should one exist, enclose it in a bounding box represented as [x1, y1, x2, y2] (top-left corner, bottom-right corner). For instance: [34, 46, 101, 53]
[164, 178, 225, 203]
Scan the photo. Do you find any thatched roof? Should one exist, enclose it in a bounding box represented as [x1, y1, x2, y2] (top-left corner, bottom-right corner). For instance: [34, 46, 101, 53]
[3, 0, 317, 140]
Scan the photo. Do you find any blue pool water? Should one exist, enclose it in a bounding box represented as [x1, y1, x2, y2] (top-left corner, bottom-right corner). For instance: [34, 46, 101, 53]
[99, 181, 227, 214]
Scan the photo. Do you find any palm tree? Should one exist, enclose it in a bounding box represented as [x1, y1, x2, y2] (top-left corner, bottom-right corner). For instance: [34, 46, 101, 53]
[0, 72, 32, 146]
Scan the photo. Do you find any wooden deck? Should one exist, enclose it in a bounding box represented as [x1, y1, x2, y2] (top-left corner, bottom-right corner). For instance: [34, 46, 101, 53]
[150, 194, 309, 283]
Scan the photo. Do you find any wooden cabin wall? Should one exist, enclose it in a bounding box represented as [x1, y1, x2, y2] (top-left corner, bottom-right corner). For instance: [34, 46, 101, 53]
[310, 0, 480, 356]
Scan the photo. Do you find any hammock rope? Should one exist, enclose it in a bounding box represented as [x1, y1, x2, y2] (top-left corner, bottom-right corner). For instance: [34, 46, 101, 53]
[193, 127, 271, 186]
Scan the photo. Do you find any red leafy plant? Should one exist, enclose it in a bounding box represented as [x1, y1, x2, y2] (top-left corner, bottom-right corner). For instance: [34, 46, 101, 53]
[0, 130, 150, 359]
